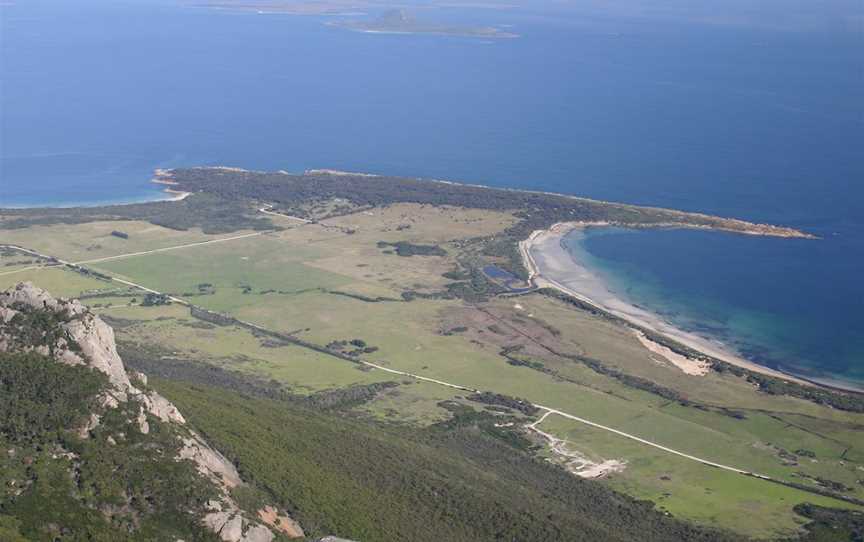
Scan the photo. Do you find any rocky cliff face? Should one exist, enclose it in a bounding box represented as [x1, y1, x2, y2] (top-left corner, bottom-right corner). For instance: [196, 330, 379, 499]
[0, 282, 131, 389]
[0, 282, 304, 542]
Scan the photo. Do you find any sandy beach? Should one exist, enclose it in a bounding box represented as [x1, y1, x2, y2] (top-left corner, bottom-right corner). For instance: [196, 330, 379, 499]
[152, 171, 191, 202]
[160, 187, 191, 202]
[520, 222, 812, 384]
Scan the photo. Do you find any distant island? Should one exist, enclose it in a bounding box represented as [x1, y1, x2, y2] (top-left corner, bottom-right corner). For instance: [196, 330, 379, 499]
[333, 9, 519, 38]
[194, 0, 366, 15]
[192, 2, 519, 37]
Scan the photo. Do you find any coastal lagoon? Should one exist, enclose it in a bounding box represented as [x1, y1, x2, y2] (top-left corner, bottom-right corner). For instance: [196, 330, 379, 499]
[2, 0, 862, 384]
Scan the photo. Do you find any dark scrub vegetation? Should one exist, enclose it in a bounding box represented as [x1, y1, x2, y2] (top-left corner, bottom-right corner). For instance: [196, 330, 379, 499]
[164, 168, 763, 233]
[376, 240, 447, 257]
[0, 192, 273, 234]
[1, 301, 84, 357]
[788, 504, 864, 542]
[156, 378, 748, 542]
[466, 391, 540, 416]
[0, 352, 219, 541]
[122, 341, 862, 542]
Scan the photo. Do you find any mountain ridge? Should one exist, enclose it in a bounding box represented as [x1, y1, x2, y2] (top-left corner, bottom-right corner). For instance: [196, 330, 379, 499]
[0, 282, 316, 542]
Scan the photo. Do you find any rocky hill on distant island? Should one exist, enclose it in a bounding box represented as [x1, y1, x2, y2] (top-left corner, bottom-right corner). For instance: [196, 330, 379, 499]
[0, 282, 351, 542]
[333, 9, 519, 38]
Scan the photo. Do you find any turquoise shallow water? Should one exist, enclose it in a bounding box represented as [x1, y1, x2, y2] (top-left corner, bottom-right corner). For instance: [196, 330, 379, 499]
[565, 228, 864, 388]
[2, 0, 862, 383]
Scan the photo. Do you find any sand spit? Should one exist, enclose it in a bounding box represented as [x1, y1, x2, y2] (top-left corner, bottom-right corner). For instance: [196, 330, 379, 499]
[520, 222, 812, 385]
[634, 330, 710, 376]
[151, 169, 190, 201]
[161, 188, 191, 201]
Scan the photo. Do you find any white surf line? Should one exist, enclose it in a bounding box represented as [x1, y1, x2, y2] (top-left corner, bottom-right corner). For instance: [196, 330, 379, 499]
[518, 230, 542, 282]
[74, 231, 268, 265]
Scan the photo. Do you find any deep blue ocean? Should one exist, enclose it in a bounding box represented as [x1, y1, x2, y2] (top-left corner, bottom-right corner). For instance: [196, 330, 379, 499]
[2, 0, 862, 385]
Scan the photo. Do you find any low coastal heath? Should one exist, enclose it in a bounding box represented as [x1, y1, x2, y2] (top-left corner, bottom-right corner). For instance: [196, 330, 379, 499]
[520, 222, 811, 384]
[632, 330, 710, 376]
[151, 169, 191, 202]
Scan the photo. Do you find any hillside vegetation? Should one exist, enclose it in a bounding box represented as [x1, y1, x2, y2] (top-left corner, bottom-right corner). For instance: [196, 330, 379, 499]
[156, 378, 744, 542]
[1, 169, 861, 539]
[0, 352, 220, 541]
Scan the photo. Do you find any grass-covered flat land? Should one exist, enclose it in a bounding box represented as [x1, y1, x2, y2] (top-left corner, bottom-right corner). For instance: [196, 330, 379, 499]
[1, 168, 862, 540]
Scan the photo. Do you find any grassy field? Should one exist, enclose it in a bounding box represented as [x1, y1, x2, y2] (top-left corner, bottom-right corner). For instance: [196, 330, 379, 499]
[224, 287, 864, 496]
[155, 378, 751, 542]
[0, 220, 234, 262]
[98, 282, 864, 527]
[93, 234, 354, 313]
[2, 205, 862, 539]
[0, 267, 110, 298]
[106, 304, 388, 393]
[536, 414, 860, 539]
